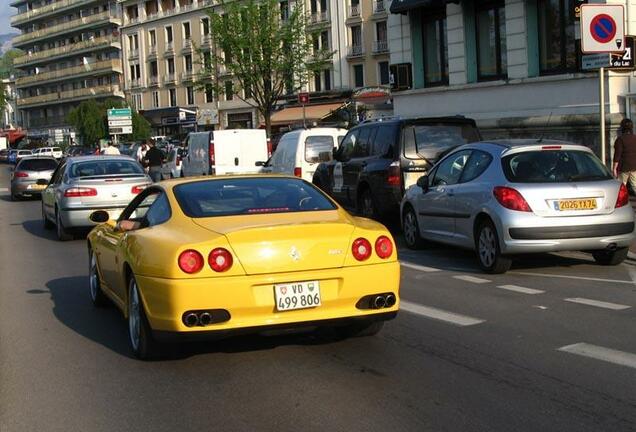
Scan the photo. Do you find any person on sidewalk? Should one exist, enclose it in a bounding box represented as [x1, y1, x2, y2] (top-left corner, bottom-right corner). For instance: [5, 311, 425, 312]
[102, 141, 120, 155]
[143, 139, 165, 182]
[613, 119, 636, 193]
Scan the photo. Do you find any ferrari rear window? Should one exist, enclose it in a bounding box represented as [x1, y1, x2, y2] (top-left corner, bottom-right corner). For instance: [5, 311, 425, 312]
[174, 178, 337, 217]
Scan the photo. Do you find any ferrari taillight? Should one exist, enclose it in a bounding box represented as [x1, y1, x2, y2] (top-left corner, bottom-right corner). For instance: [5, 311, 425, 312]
[352, 238, 372, 261]
[208, 248, 233, 272]
[178, 250, 204, 274]
[375, 236, 393, 259]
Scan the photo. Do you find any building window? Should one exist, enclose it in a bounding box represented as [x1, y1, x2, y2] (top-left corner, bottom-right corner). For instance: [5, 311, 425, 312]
[205, 84, 214, 103]
[169, 88, 177, 106]
[324, 69, 331, 90]
[422, 11, 448, 86]
[201, 17, 210, 35]
[186, 86, 195, 105]
[165, 26, 173, 44]
[379, 61, 389, 85]
[203, 52, 212, 70]
[152, 90, 160, 108]
[167, 58, 175, 75]
[184, 54, 193, 71]
[353, 64, 364, 87]
[150, 60, 158, 76]
[132, 93, 143, 110]
[476, 1, 507, 80]
[280, 0, 289, 20]
[149, 29, 156, 47]
[538, 0, 577, 74]
[225, 81, 234, 101]
[351, 25, 362, 54]
[182, 21, 191, 40]
[314, 71, 321, 91]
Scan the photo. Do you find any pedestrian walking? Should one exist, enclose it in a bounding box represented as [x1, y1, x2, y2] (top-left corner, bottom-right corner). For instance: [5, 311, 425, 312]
[101, 141, 120, 155]
[143, 139, 165, 182]
[612, 118, 636, 193]
[136, 141, 149, 165]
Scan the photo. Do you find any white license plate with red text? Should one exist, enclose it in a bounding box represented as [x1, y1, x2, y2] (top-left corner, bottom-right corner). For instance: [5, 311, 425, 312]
[274, 281, 321, 311]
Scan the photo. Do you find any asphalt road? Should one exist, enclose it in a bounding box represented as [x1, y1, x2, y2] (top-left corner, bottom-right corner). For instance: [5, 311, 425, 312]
[1, 165, 635, 431]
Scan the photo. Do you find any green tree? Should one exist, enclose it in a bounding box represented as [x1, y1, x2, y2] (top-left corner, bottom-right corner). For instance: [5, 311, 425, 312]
[66, 100, 107, 146]
[131, 111, 151, 141]
[0, 49, 24, 79]
[198, 0, 330, 137]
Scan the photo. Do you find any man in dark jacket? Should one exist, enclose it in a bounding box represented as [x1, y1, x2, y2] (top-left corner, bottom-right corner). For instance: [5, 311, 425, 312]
[144, 139, 165, 182]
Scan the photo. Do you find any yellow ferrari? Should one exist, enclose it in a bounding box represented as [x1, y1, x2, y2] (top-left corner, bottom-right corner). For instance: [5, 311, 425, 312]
[87, 175, 400, 359]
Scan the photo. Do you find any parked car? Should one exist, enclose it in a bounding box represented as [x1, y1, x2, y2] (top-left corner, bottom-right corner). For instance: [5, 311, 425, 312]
[32, 147, 63, 159]
[312, 116, 481, 219]
[401, 140, 635, 273]
[10, 156, 59, 200]
[65, 146, 96, 157]
[0, 149, 9, 162]
[161, 147, 184, 179]
[180, 130, 269, 177]
[9, 149, 33, 164]
[41, 155, 152, 241]
[86, 175, 399, 359]
[262, 128, 347, 183]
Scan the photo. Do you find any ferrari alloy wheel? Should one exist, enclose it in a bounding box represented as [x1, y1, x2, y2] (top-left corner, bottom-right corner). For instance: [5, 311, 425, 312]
[128, 276, 160, 360]
[403, 206, 424, 249]
[476, 220, 511, 274]
[88, 250, 107, 307]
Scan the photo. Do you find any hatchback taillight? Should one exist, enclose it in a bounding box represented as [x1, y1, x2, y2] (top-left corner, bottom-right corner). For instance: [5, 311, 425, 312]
[387, 161, 401, 186]
[208, 248, 233, 272]
[375, 236, 393, 259]
[13, 171, 28, 178]
[352, 238, 372, 261]
[64, 187, 97, 197]
[131, 185, 147, 194]
[616, 183, 629, 208]
[178, 250, 204, 274]
[493, 186, 532, 212]
[294, 167, 302, 177]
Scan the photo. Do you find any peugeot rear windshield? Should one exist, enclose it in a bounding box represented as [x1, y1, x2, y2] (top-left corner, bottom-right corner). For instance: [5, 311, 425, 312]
[69, 160, 145, 178]
[174, 178, 337, 217]
[502, 150, 612, 183]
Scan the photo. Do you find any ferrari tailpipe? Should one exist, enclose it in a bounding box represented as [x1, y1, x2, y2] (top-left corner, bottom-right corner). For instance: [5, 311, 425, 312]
[199, 312, 213, 326]
[183, 313, 199, 327]
[385, 294, 396, 307]
[373, 295, 386, 309]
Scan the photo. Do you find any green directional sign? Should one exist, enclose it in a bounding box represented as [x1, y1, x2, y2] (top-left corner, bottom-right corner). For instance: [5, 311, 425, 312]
[107, 108, 132, 117]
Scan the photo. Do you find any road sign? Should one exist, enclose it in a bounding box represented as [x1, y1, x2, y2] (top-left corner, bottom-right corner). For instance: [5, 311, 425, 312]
[107, 108, 132, 117]
[197, 109, 219, 126]
[109, 126, 133, 134]
[610, 35, 636, 70]
[108, 119, 133, 127]
[582, 53, 610, 70]
[581, 5, 625, 53]
[298, 92, 309, 104]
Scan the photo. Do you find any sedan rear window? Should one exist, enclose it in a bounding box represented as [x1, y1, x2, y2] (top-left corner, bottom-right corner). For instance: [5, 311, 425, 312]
[404, 124, 481, 161]
[69, 160, 145, 178]
[502, 150, 612, 183]
[305, 136, 334, 163]
[18, 159, 58, 171]
[174, 178, 337, 217]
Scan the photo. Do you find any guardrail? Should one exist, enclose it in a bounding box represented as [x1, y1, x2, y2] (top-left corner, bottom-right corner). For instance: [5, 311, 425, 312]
[13, 11, 119, 46]
[11, 0, 96, 26]
[16, 59, 122, 87]
[14, 35, 119, 66]
[17, 84, 123, 107]
[372, 40, 388, 54]
[347, 45, 364, 57]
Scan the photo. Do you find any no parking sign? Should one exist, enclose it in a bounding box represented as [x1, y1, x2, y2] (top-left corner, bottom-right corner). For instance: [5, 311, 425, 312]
[581, 4, 625, 53]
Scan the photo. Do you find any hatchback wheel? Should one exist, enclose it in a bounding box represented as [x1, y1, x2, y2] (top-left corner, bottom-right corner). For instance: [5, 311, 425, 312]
[128, 276, 160, 360]
[358, 189, 377, 219]
[42, 203, 54, 229]
[476, 220, 511, 274]
[56, 210, 72, 241]
[403, 206, 425, 249]
[592, 247, 628, 266]
[89, 250, 108, 307]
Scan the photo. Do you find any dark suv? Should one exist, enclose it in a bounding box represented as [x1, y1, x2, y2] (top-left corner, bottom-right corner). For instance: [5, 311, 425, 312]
[312, 116, 481, 219]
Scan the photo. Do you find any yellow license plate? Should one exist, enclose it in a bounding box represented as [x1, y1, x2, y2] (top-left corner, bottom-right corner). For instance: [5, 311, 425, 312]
[557, 199, 597, 211]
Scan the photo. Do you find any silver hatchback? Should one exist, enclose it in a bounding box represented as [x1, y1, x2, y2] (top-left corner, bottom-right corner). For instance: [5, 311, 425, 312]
[401, 140, 635, 273]
[41, 156, 152, 241]
[10, 156, 58, 200]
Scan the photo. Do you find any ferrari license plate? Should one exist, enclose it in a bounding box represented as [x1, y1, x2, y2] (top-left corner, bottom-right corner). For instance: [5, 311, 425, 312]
[557, 198, 597, 211]
[274, 281, 321, 311]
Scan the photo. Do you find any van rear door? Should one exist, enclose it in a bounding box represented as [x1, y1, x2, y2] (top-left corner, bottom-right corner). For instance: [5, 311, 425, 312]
[213, 130, 268, 174]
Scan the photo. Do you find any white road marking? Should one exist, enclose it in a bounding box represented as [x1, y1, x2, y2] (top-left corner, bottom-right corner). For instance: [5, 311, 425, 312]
[564, 298, 631, 310]
[453, 275, 490, 284]
[497, 285, 545, 295]
[400, 301, 485, 326]
[510, 271, 633, 285]
[400, 262, 440, 273]
[558, 343, 636, 370]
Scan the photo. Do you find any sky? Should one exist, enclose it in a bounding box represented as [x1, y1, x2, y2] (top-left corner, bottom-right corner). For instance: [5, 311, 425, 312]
[0, 2, 14, 35]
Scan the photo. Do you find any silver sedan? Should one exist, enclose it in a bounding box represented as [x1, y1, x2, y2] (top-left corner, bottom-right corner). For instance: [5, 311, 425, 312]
[401, 140, 635, 273]
[41, 155, 152, 241]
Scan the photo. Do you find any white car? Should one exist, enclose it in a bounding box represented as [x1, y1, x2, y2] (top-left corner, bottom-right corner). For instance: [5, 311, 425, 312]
[33, 147, 63, 159]
[264, 128, 347, 183]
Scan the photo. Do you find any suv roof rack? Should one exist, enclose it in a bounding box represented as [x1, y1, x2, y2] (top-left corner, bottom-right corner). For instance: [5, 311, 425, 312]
[359, 116, 401, 124]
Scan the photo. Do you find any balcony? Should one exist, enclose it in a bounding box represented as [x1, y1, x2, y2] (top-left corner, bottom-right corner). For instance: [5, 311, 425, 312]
[347, 44, 364, 58]
[201, 34, 212, 46]
[180, 70, 195, 82]
[14, 35, 120, 67]
[128, 48, 139, 59]
[17, 84, 124, 108]
[122, 0, 213, 27]
[165, 42, 175, 54]
[29, 116, 68, 128]
[148, 45, 158, 59]
[348, 4, 361, 18]
[13, 11, 121, 48]
[309, 11, 330, 25]
[128, 78, 141, 89]
[149, 76, 160, 87]
[372, 40, 388, 54]
[373, 0, 386, 14]
[163, 74, 176, 85]
[182, 39, 193, 53]
[11, 0, 101, 26]
[16, 59, 123, 88]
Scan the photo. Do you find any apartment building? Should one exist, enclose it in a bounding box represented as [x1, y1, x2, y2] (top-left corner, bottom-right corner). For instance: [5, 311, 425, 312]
[11, 0, 124, 140]
[387, 0, 636, 157]
[118, 0, 258, 134]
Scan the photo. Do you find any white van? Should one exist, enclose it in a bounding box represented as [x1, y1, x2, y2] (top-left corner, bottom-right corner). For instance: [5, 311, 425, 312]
[264, 128, 347, 183]
[34, 147, 63, 159]
[181, 129, 269, 177]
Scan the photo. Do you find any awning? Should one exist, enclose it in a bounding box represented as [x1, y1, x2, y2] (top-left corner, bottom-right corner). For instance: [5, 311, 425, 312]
[390, 0, 453, 14]
[270, 103, 343, 126]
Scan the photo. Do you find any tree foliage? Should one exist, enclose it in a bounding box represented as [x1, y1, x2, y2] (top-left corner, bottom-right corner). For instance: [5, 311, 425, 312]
[198, 0, 330, 136]
[0, 49, 23, 79]
[66, 99, 151, 145]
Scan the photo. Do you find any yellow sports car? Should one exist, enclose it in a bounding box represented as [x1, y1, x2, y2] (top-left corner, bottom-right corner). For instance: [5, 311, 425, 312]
[87, 175, 400, 359]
